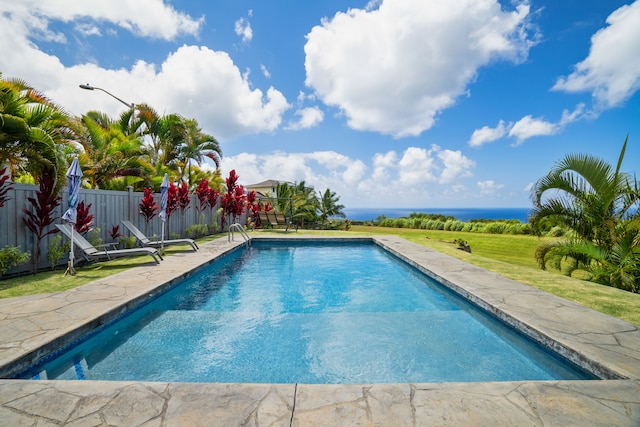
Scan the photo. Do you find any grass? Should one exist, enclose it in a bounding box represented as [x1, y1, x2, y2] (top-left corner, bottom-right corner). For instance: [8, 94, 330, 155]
[0, 234, 224, 299]
[1, 227, 638, 325]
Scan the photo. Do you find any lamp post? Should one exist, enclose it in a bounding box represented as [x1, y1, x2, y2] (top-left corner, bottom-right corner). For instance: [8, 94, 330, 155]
[79, 84, 134, 109]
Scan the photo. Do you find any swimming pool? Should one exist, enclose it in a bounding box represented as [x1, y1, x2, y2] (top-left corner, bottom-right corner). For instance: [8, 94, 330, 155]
[18, 240, 593, 383]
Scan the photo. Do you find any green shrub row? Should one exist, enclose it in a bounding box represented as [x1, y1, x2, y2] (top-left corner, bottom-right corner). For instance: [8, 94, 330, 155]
[375, 217, 533, 235]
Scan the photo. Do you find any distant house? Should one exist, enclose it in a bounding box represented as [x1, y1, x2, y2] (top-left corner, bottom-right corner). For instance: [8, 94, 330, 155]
[245, 179, 294, 199]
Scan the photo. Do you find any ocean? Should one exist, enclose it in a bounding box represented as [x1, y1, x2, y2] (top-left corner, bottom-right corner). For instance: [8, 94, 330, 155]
[343, 207, 532, 223]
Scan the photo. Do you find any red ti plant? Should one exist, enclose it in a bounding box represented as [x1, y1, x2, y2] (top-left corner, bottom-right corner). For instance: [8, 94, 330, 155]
[109, 225, 123, 242]
[139, 188, 158, 226]
[177, 182, 190, 213]
[21, 168, 60, 266]
[74, 201, 94, 234]
[167, 182, 179, 219]
[0, 167, 12, 208]
[195, 178, 210, 218]
[220, 170, 246, 225]
[207, 185, 221, 231]
[245, 190, 260, 227]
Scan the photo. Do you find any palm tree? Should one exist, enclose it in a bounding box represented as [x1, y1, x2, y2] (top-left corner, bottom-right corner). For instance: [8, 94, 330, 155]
[0, 74, 73, 186]
[136, 104, 186, 173]
[75, 112, 152, 190]
[530, 136, 640, 291]
[317, 188, 345, 228]
[178, 118, 222, 187]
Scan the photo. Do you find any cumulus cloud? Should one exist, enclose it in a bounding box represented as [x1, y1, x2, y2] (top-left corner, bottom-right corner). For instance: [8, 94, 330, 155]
[552, 1, 640, 109]
[234, 17, 253, 43]
[438, 148, 475, 183]
[0, 5, 290, 141]
[468, 120, 508, 147]
[1, 0, 203, 41]
[477, 180, 505, 195]
[469, 104, 587, 146]
[220, 151, 367, 196]
[508, 115, 557, 145]
[398, 147, 437, 185]
[221, 145, 476, 207]
[304, 0, 534, 137]
[285, 107, 324, 130]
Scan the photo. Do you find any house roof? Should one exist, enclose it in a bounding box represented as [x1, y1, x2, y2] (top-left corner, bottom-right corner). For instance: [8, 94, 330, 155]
[245, 179, 293, 189]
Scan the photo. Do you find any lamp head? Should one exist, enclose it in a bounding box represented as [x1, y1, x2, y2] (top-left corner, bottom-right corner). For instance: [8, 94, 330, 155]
[79, 84, 94, 90]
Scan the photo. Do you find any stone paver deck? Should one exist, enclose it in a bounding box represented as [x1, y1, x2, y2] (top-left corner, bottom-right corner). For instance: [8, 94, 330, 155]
[0, 235, 638, 426]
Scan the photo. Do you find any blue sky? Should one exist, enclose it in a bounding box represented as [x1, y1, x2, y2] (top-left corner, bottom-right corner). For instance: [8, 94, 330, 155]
[1, 0, 638, 209]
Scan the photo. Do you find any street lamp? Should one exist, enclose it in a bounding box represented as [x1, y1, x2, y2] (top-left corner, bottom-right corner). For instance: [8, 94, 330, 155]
[79, 84, 134, 109]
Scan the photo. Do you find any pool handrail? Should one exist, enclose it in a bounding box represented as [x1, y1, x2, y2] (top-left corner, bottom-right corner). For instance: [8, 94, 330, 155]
[228, 223, 251, 246]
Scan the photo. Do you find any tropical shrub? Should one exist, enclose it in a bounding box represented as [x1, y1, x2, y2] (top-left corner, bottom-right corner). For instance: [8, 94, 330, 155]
[47, 235, 69, 270]
[119, 236, 136, 249]
[21, 169, 60, 266]
[139, 188, 158, 227]
[74, 201, 94, 234]
[530, 136, 640, 292]
[0, 246, 30, 276]
[109, 225, 123, 243]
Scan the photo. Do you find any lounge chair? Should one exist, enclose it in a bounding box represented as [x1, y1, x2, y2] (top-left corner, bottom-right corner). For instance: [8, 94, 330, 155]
[258, 211, 272, 229]
[121, 220, 199, 251]
[56, 224, 162, 264]
[274, 212, 297, 232]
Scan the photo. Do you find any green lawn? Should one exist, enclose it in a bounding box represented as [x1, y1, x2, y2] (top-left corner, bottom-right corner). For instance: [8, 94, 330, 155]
[1, 227, 638, 325]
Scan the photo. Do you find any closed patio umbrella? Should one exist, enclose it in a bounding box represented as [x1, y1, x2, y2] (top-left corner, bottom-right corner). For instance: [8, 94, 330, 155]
[61, 157, 82, 275]
[158, 173, 169, 253]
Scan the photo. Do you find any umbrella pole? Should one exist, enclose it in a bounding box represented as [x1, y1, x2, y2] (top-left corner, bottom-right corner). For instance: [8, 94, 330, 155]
[161, 222, 165, 255]
[65, 227, 76, 276]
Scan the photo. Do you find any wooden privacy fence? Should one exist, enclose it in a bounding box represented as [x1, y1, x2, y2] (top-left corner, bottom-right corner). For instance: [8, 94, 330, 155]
[0, 183, 231, 276]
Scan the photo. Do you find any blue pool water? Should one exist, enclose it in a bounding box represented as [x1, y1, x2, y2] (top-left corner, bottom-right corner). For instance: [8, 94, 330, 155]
[20, 241, 593, 383]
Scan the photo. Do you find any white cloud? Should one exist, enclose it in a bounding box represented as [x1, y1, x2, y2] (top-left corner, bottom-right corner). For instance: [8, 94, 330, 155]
[234, 17, 253, 43]
[468, 120, 508, 147]
[221, 146, 476, 208]
[559, 103, 586, 125]
[285, 107, 324, 130]
[508, 115, 557, 145]
[1, 0, 203, 41]
[470, 103, 587, 146]
[304, 0, 534, 137]
[220, 151, 365, 195]
[477, 180, 504, 195]
[75, 23, 101, 37]
[260, 64, 271, 79]
[398, 147, 437, 185]
[438, 149, 475, 183]
[552, 1, 640, 109]
[0, 5, 290, 142]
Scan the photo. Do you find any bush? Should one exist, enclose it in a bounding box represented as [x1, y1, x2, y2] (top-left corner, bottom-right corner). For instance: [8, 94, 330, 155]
[0, 246, 30, 276]
[186, 224, 208, 238]
[119, 236, 136, 249]
[548, 226, 566, 237]
[48, 235, 70, 270]
[484, 222, 507, 234]
[86, 228, 102, 247]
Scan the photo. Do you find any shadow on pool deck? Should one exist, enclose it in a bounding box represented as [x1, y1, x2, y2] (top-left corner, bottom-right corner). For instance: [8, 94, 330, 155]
[0, 235, 638, 426]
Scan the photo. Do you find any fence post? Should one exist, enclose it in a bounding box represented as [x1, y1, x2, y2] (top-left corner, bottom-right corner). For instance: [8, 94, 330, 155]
[127, 186, 134, 222]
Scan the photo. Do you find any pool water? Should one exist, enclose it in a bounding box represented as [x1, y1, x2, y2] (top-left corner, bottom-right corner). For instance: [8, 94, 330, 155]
[21, 241, 594, 383]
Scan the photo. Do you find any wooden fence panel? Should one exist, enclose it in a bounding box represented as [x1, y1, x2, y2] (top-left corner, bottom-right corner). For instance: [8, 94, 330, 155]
[0, 183, 230, 277]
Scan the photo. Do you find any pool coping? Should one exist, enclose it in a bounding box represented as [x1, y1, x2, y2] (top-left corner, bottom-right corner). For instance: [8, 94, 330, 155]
[0, 234, 638, 425]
